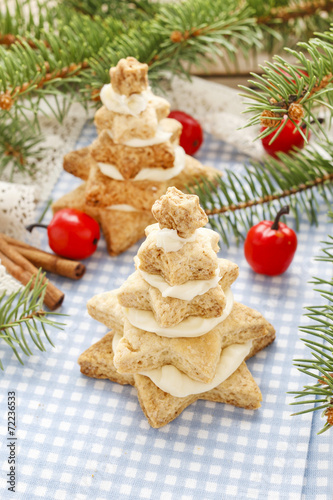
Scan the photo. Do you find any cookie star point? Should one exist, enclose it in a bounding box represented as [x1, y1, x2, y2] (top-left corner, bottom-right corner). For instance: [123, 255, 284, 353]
[152, 186, 208, 238]
[110, 57, 148, 97]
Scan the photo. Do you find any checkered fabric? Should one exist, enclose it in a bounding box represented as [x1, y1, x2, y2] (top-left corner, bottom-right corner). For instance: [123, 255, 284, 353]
[0, 122, 332, 500]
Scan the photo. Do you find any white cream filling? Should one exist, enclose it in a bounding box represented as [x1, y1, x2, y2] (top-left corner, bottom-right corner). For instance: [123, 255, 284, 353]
[135, 146, 185, 181]
[112, 332, 252, 398]
[98, 162, 124, 180]
[98, 146, 185, 182]
[100, 83, 148, 116]
[105, 204, 140, 212]
[136, 259, 221, 300]
[140, 340, 252, 397]
[123, 287, 234, 338]
[112, 331, 123, 352]
[154, 227, 197, 252]
[107, 126, 172, 147]
[146, 224, 219, 253]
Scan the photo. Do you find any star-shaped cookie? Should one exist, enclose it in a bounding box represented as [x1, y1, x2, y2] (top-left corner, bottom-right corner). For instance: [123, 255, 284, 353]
[117, 259, 239, 328]
[53, 149, 220, 255]
[52, 183, 155, 256]
[86, 290, 275, 384]
[152, 186, 208, 238]
[90, 128, 178, 180]
[110, 56, 148, 97]
[137, 222, 220, 286]
[118, 271, 227, 327]
[78, 326, 275, 428]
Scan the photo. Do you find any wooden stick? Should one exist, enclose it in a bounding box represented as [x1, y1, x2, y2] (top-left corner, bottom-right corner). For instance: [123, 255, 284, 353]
[0, 239, 64, 310]
[0, 233, 85, 280]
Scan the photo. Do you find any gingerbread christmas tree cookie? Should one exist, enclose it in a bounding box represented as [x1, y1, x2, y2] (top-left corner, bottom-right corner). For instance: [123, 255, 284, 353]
[79, 188, 275, 428]
[52, 57, 220, 256]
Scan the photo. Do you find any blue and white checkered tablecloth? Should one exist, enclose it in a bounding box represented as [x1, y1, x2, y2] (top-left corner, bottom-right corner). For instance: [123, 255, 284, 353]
[0, 122, 332, 500]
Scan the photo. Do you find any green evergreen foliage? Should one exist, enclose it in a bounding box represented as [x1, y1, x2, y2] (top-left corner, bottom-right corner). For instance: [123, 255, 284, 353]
[189, 142, 333, 246]
[0, 119, 44, 178]
[0, 270, 65, 370]
[188, 26, 333, 246]
[61, 0, 160, 19]
[1, 0, 333, 241]
[1, 0, 333, 175]
[241, 26, 333, 142]
[288, 216, 333, 434]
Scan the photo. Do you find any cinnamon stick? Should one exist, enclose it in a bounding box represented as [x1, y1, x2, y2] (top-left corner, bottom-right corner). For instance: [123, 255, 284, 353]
[0, 233, 85, 279]
[0, 234, 34, 250]
[15, 246, 86, 279]
[0, 239, 64, 310]
[0, 250, 38, 290]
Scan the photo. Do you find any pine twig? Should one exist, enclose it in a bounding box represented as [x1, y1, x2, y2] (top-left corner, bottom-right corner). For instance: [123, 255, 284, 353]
[288, 216, 333, 433]
[0, 117, 45, 178]
[0, 269, 65, 370]
[240, 26, 333, 143]
[257, 0, 333, 24]
[188, 143, 333, 246]
[0, 0, 263, 174]
[60, 0, 160, 19]
[204, 172, 333, 216]
[0, 0, 57, 42]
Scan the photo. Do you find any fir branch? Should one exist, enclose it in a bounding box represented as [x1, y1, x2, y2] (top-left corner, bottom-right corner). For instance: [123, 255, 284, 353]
[1, 0, 261, 98]
[257, 0, 333, 24]
[0, 13, 125, 102]
[0, 115, 44, 179]
[253, 0, 333, 54]
[188, 143, 333, 246]
[241, 27, 333, 141]
[0, 0, 263, 173]
[80, 0, 262, 100]
[60, 0, 161, 20]
[288, 218, 333, 434]
[151, 0, 262, 70]
[0, 269, 65, 370]
[0, 7, 128, 170]
[0, 0, 56, 44]
[2, 0, 333, 173]
[1, 0, 332, 106]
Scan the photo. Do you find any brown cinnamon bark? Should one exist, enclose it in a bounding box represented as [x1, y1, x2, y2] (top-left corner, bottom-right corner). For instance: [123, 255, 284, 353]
[15, 246, 86, 279]
[0, 239, 64, 310]
[0, 234, 86, 279]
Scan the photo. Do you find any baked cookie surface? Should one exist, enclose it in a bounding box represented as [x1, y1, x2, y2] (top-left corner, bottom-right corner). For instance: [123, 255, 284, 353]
[79, 187, 276, 426]
[55, 57, 221, 255]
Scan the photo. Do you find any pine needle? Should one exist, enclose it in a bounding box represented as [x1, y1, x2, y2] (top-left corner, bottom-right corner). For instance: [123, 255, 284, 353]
[288, 214, 333, 434]
[0, 269, 66, 370]
[188, 142, 333, 247]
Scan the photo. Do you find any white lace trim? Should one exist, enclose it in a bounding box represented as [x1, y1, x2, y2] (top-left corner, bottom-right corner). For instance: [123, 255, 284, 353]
[0, 261, 22, 295]
[0, 181, 36, 294]
[0, 181, 36, 241]
[0, 98, 92, 202]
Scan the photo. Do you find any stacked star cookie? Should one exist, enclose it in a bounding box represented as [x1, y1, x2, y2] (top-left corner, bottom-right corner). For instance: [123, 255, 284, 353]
[79, 188, 276, 428]
[52, 57, 220, 255]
